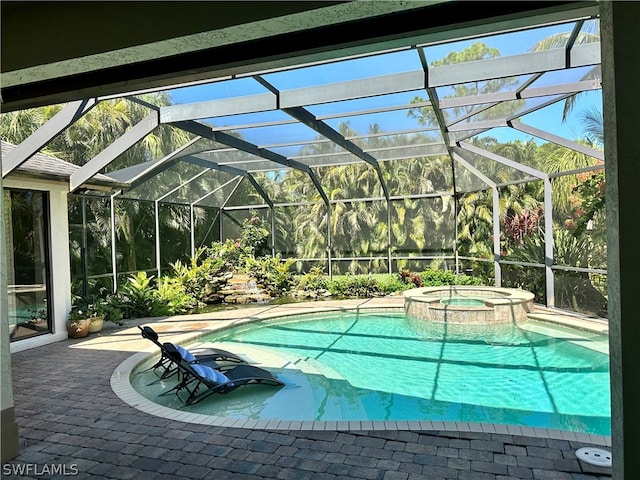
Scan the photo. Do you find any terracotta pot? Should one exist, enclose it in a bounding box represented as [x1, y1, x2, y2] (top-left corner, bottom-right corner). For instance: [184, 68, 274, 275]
[67, 319, 91, 338]
[88, 316, 104, 333]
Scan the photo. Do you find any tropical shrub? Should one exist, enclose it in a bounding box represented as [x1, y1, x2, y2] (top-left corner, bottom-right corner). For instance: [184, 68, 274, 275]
[400, 269, 423, 287]
[328, 275, 383, 298]
[243, 255, 296, 295]
[240, 215, 270, 256]
[374, 274, 411, 294]
[117, 272, 167, 318]
[207, 238, 251, 271]
[171, 247, 227, 303]
[296, 266, 329, 291]
[155, 276, 196, 315]
[400, 268, 484, 288]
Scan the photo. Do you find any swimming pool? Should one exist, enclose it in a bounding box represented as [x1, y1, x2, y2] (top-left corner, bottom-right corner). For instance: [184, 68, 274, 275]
[130, 310, 611, 435]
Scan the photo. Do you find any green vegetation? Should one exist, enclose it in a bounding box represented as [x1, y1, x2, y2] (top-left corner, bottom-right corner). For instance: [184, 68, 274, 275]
[92, 215, 487, 318]
[1, 34, 607, 319]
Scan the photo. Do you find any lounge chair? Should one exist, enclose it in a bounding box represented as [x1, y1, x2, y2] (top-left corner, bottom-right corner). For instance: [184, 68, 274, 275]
[161, 342, 285, 405]
[137, 325, 245, 382]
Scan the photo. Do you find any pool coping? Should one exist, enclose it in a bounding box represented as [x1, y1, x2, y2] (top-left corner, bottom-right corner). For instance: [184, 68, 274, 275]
[110, 299, 611, 446]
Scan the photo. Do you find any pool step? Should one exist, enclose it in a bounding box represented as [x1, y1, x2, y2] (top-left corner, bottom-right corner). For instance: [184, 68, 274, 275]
[520, 321, 609, 355]
[527, 312, 608, 335]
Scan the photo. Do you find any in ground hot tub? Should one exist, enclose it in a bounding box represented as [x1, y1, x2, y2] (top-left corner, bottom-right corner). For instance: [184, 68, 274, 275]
[403, 285, 535, 325]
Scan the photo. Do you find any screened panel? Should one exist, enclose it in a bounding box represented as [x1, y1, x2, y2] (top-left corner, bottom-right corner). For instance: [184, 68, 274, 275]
[85, 199, 113, 277]
[352, 130, 443, 151]
[393, 257, 456, 274]
[69, 225, 83, 289]
[114, 199, 156, 274]
[551, 171, 606, 269]
[175, 137, 233, 157]
[158, 203, 191, 269]
[225, 177, 267, 207]
[106, 123, 194, 173]
[168, 76, 270, 104]
[383, 156, 454, 196]
[229, 122, 324, 148]
[191, 148, 282, 171]
[389, 197, 455, 257]
[293, 260, 329, 275]
[449, 128, 499, 144]
[308, 90, 428, 117]
[331, 200, 388, 260]
[274, 205, 298, 257]
[331, 258, 389, 275]
[220, 208, 271, 247]
[157, 169, 238, 206]
[253, 170, 321, 204]
[454, 147, 537, 184]
[67, 196, 114, 279]
[466, 96, 572, 125]
[530, 65, 601, 88]
[371, 143, 449, 162]
[122, 161, 205, 201]
[458, 258, 495, 285]
[69, 195, 111, 275]
[205, 109, 293, 130]
[500, 183, 545, 263]
[274, 205, 327, 259]
[453, 162, 495, 194]
[553, 224, 607, 271]
[267, 139, 334, 158]
[500, 263, 545, 303]
[421, 20, 575, 64]
[193, 206, 221, 250]
[68, 195, 84, 285]
[315, 164, 384, 199]
[554, 269, 607, 318]
[323, 107, 439, 136]
[88, 276, 114, 298]
[293, 151, 361, 168]
[192, 176, 243, 208]
[456, 190, 494, 259]
[68, 195, 83, 226]
[434, 76, 525, 107]
[262, 49, 423, 90]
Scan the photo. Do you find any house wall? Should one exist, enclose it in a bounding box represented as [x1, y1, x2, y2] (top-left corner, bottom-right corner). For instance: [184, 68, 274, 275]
[0, 171, 19, 462]
[4, 177, 72, 353]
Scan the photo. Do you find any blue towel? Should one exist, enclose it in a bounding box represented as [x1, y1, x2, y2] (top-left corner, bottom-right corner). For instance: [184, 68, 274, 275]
[192, 364, 232, 386]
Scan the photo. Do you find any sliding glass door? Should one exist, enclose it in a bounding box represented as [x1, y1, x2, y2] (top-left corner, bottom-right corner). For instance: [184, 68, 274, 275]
[4, 189, 51, 341]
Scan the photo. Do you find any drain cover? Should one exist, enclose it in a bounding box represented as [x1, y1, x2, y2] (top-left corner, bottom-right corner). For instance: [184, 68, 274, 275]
[576, 447, 612, 467]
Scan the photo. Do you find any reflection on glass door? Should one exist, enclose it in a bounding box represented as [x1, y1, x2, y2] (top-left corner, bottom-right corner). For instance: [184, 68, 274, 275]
[4, 189, 51, 341]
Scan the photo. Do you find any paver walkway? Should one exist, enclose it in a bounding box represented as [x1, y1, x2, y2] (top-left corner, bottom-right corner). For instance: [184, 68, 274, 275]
[4, 299, 612, 479]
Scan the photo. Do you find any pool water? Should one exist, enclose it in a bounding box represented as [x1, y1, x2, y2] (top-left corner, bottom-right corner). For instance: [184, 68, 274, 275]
[131, 311, 611, 435]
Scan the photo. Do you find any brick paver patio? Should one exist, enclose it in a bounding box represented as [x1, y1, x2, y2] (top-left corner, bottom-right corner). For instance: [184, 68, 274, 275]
[4, 300, 612, 479]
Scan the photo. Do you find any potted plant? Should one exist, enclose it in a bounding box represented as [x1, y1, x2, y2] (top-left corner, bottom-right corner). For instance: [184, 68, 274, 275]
[67, 295, 103, 337]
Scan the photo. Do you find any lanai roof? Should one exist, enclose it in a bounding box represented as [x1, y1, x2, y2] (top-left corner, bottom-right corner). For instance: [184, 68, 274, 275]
[1, 8, 603, 207]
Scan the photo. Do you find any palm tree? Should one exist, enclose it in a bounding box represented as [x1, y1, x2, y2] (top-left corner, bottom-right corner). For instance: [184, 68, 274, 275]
[580, 105, 604, 147]
[530, 21, 600, 121]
